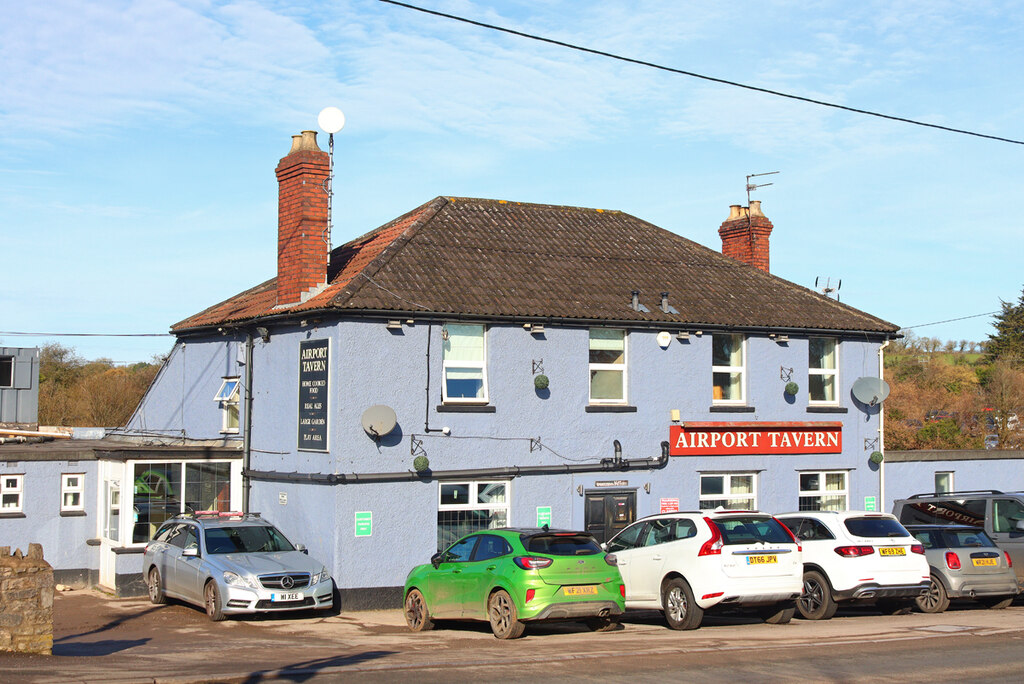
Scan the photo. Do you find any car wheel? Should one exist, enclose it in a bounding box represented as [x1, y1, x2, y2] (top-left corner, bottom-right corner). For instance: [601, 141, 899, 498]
[759, 602, 796, 624]
[488, 589, 526, 639]
[979, 595, 1014, 610]
[796, 570, 837, 620]
[404, 589, 434, 632]
[147, 567, 167, 605]
[915, 575, 950, 613]
[661, 577, 703, 631]
[877, 598, 913, 615]
[584, 616, 619, 632]
[204, 581, 225, 622]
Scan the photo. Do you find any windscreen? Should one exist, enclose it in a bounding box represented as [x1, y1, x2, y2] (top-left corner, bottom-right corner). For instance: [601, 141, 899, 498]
[844, 517, 910, 538]
[716, 516, 793, 545]
[205, 525, 295, 554]
[525, 533, 602, 556]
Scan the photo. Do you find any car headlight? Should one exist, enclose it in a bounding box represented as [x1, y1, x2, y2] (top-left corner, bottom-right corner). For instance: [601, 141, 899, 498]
[311, 566, 331, 585]
[223, 571, 259, 589]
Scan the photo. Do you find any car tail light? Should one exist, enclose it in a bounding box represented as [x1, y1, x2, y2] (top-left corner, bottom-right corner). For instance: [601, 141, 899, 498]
[525, 589, 536, 603]
[698, 518, 723, 556]
[911, 544, 925, 555]
[620, 584, 626, 598]
[1006, 552, 1013, 568]
[514, 556, 553, 570]
[945, 551, 961, 570]
[604, 553, 618, 566]
[834, 545, 875, 558]
[775, 516, 802, 552]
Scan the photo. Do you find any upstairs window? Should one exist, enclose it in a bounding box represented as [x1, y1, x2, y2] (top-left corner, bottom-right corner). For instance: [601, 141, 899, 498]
[589, 329, 627, 403]
[442, 324, 488, 403]
[712, 334, 745, 403]
[809, 338, 838, 404]
[214, 377, 241, 433]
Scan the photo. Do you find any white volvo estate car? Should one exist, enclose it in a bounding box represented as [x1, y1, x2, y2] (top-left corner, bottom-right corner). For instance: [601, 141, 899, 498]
[604, 510, 803, 630]
[776, 511, 930, 620]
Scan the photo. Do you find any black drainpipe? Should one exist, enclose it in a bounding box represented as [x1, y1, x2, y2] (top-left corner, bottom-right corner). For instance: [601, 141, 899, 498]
[245, 441, 670, 485]
[241, 332, 254, 512]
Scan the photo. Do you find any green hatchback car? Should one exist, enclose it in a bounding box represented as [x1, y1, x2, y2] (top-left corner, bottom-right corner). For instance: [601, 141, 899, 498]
[404, 528, 625, 639]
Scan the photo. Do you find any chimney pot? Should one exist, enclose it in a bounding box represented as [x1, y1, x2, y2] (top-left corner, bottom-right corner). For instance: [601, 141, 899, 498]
[728, 204, 742, 220]
[288, 134, 303, 155]
[299, 130, 321, 152]
[749, 200, 763, 217]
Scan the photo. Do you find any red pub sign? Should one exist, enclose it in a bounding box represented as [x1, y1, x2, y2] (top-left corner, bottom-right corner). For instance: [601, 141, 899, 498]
[669, 421, 842, 456]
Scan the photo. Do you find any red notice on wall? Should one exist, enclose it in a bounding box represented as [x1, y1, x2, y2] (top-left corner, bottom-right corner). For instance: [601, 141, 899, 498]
[660, 498, 680, 513]
[669, 422, 842, 456]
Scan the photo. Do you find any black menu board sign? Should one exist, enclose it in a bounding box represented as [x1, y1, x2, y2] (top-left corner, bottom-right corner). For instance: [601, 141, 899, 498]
[298, 339, 329, 451]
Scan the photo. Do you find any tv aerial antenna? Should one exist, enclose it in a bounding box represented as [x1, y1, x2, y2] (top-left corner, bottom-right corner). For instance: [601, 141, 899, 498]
[746, 171, 779, 205]
[317, 106, 346, 250]
[815, 276, 842, 300]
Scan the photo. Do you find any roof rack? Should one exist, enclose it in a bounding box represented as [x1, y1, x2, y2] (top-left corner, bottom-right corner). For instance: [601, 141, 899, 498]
[907, 490, 1004, 499]
[185, 511, 262, 521]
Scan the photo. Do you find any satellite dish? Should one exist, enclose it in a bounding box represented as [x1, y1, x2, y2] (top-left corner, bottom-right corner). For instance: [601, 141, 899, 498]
[851, 377, 890, 406]
[317, 106, 346, 134]
[361, 405, 397, 438]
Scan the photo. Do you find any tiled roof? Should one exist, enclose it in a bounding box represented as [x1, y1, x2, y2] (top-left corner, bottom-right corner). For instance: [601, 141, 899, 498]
[172, 197, 897, 334]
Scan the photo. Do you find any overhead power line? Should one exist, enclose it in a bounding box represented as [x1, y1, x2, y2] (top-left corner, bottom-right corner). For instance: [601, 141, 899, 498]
[899, 311, 999, 331]
[380, 0, 1024, 146]
[0, 331, 172, 337]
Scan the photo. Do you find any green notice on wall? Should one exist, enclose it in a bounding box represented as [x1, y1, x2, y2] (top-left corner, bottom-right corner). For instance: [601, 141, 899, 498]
[536, 506, 552, 528]
[864, 496, 877, 512]
[355, 511, 372, 537]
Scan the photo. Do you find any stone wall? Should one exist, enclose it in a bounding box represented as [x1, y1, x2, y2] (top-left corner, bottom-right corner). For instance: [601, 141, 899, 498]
[0, 543, 53, 655]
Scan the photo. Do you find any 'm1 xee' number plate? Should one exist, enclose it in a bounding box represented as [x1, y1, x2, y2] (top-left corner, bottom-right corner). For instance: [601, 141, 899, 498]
[271, 592, 302, 602]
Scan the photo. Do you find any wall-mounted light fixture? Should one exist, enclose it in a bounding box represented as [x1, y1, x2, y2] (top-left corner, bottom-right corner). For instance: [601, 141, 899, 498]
[523, 322, 545, 334]
[670, 409, 681, 423]
[386, 320, 402, 330]
[676, 331, 690, 341]
[256, 327, 270, 343]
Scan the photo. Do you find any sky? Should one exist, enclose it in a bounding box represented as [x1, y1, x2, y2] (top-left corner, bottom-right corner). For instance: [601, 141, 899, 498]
[2, 0, 1022, 364]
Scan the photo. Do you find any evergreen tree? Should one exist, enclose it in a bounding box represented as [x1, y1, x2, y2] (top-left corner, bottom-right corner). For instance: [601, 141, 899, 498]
[987, 286, 1024, 366]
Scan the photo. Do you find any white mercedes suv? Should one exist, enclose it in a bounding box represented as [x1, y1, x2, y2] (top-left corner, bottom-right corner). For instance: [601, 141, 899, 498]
[776, 511, 930, 620]
[605, 510, 803, 630]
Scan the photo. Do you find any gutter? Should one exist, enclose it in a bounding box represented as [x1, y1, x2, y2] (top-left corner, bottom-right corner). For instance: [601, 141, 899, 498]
[245, 441, 670, 485]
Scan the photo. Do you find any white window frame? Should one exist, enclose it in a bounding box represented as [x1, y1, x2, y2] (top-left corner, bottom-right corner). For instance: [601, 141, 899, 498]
[1, 473, 25, 513]
[589, 328, 628, 404]
[441, 324, 489, 404]
[214, 377, 241, 433]
[61, 473, 86, 513]
[699, 472, 758, 510]
[808, 337, 840, 405]
[935, 471, 954, 494]
[712, 333, 746, 404]
[798, 470, 849, 511]
[437, 480, 511, 550]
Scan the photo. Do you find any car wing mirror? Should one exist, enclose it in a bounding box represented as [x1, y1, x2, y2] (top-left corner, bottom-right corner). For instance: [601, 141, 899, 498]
[600, 542, 608, 551]
[1015, 520, 1024, 532]
[295, 543, 309, 554]
[182, 547, 198, 558]
[430, 552, 444, 568]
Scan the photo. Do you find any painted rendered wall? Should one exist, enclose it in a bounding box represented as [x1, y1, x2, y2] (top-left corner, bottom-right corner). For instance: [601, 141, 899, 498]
[0, 460, 98, 583]
[885, 457, 1024, 512]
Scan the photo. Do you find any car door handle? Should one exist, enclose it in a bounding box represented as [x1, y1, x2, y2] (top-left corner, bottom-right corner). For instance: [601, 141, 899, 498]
[486, 565, 497, 571]
[652, 555, 663, 561]
[452, 568, 462, 574]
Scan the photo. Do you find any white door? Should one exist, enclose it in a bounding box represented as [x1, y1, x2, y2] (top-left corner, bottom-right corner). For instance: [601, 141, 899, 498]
[98, 472, 122, 590]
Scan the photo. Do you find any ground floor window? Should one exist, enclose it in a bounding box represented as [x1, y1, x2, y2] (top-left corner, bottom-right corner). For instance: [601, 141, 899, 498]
[61, 473, 85, 512]
[798, 471, 848, 511]
[1, 473, 24, 513]
[699, 473, 757, 510]
[132, 461, 233, 542]
[437, 480, 509, 550]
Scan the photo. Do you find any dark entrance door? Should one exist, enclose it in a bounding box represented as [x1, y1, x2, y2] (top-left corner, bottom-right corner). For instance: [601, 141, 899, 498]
[584, 490, 637, 544]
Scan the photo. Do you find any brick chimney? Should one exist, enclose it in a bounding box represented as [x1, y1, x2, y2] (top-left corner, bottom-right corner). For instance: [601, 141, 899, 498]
[718, 200, 773, 273]
[275, 131, 330, 306]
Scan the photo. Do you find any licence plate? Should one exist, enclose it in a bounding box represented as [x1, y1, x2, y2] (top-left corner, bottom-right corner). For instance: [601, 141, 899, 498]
[270, 592, 302, 602]
[746, 554, 777, 565]
[562, 585, 598, 596]
[973, 558, 998, 567]
[879, 547, 906, 556]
